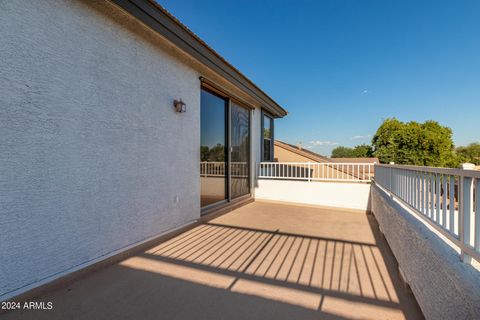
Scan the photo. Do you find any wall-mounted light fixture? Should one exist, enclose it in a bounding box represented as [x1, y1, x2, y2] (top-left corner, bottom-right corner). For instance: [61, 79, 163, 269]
[173, 99, 186, 113]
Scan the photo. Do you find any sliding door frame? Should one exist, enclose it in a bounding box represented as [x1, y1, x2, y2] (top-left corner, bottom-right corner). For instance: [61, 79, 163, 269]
[200, 80, 253, 215]
[230, 99, 252, 201]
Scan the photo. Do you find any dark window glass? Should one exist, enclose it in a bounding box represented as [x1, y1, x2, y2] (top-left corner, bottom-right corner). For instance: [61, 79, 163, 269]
[263, 115, 271, 139]
[231, 103, 250, 199]
[263, 139, 271, 161]
[200, 90, 227, 207]
[262, 114, 274, 161]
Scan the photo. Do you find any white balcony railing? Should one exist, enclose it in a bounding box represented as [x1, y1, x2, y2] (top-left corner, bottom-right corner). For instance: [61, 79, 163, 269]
[258, 162, 375, 182]
[200, 161, 248, 178]
[375, 164, 480, 262]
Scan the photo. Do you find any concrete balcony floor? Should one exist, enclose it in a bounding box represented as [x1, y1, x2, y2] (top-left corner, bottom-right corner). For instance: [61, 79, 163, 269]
[6, 201, 423, 320]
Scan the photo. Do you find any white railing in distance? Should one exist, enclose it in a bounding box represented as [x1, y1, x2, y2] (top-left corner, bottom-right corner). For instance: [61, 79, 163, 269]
[258, 162, 375, 182]
[375, 164, 480, 263]
[200, 161, 248, 178]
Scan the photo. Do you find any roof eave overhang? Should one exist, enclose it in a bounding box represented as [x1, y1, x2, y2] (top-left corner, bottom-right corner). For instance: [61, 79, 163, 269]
[110, 0, 288, 118]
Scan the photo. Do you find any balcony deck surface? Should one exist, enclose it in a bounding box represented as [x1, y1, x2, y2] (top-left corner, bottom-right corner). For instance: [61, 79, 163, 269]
[6, 201, 423, 320]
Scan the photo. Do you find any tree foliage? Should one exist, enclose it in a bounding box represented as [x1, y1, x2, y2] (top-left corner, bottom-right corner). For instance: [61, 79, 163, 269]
[331, 146, 356, 158]
[371, 118, 457, 167]
[456, 142, 480, 165]
[331, 119, 475, 167]
[200, 144, 225, 161]
[353, 144, 374, 157]
[331, 144, 373, 158]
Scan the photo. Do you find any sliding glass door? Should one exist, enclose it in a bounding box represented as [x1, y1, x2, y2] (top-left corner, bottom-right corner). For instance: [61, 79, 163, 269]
[200, 90, 227, 207]
[230, 102, 250, 199]
[200, 88, 251, 209]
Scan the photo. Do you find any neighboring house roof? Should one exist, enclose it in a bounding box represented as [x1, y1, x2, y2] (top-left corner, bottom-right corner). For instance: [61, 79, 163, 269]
[330, 158, 378, 164]
[274, 140, 377, 179]
[274, 140, 331, 163]
[274, 140, 379, 163]
[111, 0, 287, 118]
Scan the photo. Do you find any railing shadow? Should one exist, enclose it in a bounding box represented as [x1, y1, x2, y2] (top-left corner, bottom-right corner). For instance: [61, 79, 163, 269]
[2, 211, 423, 320]
[139, 220, 422, 317]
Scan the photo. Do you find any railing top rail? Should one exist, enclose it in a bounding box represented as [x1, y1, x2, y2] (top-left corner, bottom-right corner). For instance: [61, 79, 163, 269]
[375, 163, 480, 178]
[260, 162, 375, 166]
[200, 161, 248, 164]
[258, 162, 374, 182]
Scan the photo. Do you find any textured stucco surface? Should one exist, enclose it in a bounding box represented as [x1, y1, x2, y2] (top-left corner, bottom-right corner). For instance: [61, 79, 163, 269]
[371, 185, 480, 320]
[0, 0, 204, 299]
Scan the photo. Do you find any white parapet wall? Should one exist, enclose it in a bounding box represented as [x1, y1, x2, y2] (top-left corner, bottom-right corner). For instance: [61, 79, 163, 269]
[254, 179, 371, 211]
[371, 184, 480, 319]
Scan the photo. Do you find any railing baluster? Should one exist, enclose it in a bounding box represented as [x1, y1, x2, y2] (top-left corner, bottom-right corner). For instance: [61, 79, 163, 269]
[417, 172, 421, 211]
[399, 169, 403, 198]
[426, 173, 430, 216]
[404, 170, 407, 200]
[420, 172, 424, 214]
[461, 176, 474, 250]
[409, 171, 412, 205]
[411, 171, 415, 206]
[436, 174, 441, 224]
[426, 173, 429, 216]
[450, 176, 456, 233]
[475, 178, 480, 252]
[414, 172, 418, 209]
[412, 172, 416, 208]
[442, 175, 447, 228]
[401, 170, 404, 200]
[409, 171, 412, 204]
[430, 174, 435, 220]
[406, 171, 409, 204]
[425, 172, 430, 216]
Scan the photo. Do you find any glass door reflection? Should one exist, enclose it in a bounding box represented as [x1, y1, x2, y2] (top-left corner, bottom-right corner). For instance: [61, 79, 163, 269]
[230, 102, 250, 199]
[200, 89, 227, 207]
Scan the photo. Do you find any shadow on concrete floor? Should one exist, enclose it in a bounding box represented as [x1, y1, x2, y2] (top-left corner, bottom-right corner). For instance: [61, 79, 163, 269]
[4, 201, 424, 320]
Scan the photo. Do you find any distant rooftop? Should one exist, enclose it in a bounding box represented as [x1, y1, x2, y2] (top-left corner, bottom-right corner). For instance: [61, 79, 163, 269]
[274, 140, 379, 163]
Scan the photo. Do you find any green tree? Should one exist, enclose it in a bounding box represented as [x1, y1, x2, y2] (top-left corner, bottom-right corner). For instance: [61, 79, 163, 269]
[331, 146, 356, 158]
[353, 144, 374, 157]
[456, 142, 480, 165]
[200, 145, 210, 161]
[331, 144, 374, 158]
[371, 118, 457, 167]
[200, 144, 226, 161]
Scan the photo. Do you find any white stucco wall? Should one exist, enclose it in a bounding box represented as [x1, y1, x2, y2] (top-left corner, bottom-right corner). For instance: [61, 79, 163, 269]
[0, 0, 203, 300]
[371, 185, 480, 319]
[254, 180, 371, 211]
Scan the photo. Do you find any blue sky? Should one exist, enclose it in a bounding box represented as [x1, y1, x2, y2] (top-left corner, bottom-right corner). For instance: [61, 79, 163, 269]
[161, 0, 480, 156]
